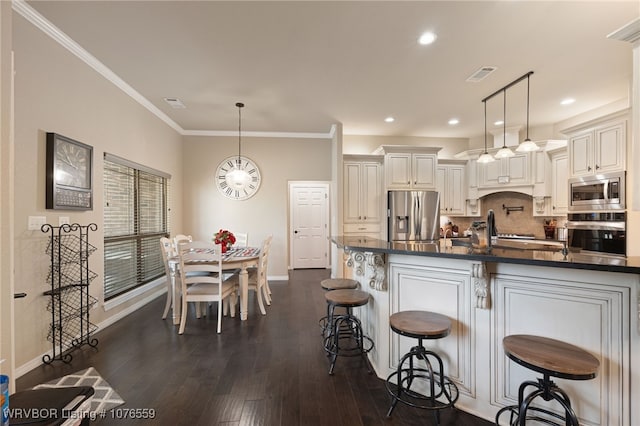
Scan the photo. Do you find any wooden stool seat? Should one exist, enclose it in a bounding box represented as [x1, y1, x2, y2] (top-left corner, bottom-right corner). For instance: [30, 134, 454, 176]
[496, 334, 600, 426]
[503, 335, 599, 380]
[325, 289, 369, 307]
[389, 311, 451, 340]
[320, 278, 358, 291]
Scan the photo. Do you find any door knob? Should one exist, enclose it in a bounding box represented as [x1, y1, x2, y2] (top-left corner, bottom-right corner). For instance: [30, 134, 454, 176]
[294, 230, 298, 234]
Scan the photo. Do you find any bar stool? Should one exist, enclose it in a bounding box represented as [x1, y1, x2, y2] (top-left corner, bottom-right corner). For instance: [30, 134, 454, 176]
[323, 289, 374, 375]
[318, 278, 358, 337]
[495, 334, 600, 426]
[386, 310, 459, 425]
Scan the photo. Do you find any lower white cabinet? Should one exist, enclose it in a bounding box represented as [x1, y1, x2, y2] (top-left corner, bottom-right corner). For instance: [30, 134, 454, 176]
[346, 252, 639, 425]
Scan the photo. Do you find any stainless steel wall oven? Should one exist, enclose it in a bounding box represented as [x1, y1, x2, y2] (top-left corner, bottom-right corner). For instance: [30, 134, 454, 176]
[566, 212, 626, 257]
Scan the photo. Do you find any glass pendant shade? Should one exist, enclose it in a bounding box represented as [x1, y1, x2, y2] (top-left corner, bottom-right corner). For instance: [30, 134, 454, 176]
[477, 152, 495, 163]
[229, 101, 251, 185]
[516, 74, 540, 152]
[495, 90, 515, 158]
[477, 100, 495, 163]
[227, 166, 251, 188]
[516, 138, 540, 152]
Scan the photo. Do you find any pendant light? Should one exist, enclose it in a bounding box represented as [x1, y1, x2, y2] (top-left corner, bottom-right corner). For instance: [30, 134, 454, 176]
[226, 102, 252, 188]
[494, 90, 515, 158]
[477, 101, 495, 163]
[516, 73, 540, 152]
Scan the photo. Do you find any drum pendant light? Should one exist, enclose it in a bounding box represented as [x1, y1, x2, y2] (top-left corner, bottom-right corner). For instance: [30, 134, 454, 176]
[226, 102, 252, 188]
[516, 73, 540, 152]
[495, 90, 515, 158]
[477, 101, 495, 163]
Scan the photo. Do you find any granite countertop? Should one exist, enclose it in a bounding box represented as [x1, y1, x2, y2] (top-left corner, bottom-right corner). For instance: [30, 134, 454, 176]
[332, 236, 640, 275]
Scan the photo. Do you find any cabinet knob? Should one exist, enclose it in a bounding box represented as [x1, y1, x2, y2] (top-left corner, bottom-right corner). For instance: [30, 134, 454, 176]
[595, 164, 600, 170]
[358, 216, 362, 220]
[587, 166, 592, 171]
[363, 216, 367, 220]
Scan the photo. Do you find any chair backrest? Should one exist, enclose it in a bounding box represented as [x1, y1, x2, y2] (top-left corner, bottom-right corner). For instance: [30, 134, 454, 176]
[257, 235, 273, 284]
[159, 237, 174, 277]
[234, 232, 249, 247]
[173, 234, 192, 251]
[176, 241, 223, 289]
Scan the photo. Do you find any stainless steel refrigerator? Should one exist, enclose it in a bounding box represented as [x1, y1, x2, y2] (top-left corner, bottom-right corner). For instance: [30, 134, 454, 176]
[388, 190, 440, 242]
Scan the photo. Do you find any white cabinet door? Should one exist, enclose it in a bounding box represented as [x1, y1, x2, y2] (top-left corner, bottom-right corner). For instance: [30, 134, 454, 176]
[569, 132, 593, 177]
[594, 121, 625, 174]
[343, 162, 362, 223]
[412, 153, 437, 189]
[551, 152, 568, 215]
[437, 164, 466, 216]
[385, 153, 411, 188]
[568, 119, 626, 178]
[506, 154, 530, 185]
[361, 161, 382, 223]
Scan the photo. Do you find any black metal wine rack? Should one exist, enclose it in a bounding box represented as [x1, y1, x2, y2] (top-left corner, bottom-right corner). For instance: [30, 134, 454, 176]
[41, 223, 99, 364]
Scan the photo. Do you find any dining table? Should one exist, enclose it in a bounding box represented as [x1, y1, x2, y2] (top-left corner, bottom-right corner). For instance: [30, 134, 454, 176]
[168, 245, 260, 324]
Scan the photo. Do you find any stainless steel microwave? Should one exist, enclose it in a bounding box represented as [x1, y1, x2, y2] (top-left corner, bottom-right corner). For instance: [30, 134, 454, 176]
[568, 171, 625, 212]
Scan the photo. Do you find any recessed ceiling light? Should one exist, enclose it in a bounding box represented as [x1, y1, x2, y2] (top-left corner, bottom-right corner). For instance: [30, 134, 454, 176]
[418, 32, 437, 45]
[561, 98, 575, 105]
[384, 117, 395, 123]
[448, 118, 459, 125]
[494, 120, 504, 126]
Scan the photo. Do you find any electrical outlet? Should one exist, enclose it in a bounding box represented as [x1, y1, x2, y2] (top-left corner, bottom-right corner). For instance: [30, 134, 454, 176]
[28, 216, 46, 231]
[59, 216, 70, 226]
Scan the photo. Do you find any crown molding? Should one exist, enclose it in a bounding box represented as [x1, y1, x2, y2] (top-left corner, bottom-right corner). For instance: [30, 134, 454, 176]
[608, 18, 640, 44]
[13, 0, 337, 139]
[183, 130, 333, 139]
[12, 0, 185, 134]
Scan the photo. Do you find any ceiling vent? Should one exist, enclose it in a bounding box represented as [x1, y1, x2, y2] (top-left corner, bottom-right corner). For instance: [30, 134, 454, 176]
[163, 97, 186, 109]
[466, 66, 497, 82]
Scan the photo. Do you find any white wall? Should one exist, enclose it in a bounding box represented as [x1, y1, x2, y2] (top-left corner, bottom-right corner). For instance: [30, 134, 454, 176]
[182, 135, 332, 277]
[12, 14, 183, 368]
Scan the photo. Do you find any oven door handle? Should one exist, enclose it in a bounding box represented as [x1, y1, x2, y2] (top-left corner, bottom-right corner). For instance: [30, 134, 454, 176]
[566, 221, 626, 231]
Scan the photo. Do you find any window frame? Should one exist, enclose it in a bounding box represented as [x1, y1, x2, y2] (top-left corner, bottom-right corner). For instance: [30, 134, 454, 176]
[103, 153, 171, 300]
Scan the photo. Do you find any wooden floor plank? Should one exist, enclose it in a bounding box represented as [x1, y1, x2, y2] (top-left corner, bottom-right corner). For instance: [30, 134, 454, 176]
[16, 269, 492, 425]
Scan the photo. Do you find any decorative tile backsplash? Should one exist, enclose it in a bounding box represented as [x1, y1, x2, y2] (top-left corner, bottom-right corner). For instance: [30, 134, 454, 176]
[442, 192, 566, 240]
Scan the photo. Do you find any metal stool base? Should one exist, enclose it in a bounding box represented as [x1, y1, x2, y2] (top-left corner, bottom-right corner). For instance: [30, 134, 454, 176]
[324, 312, 374, 375]
[386, 343, 458, 425]
[495, 375, 580, 426]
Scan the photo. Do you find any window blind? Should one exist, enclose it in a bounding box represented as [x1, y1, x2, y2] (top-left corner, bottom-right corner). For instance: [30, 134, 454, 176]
[103, 156, 169, 300]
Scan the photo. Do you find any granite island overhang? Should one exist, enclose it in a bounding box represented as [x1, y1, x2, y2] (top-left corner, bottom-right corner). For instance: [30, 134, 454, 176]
[331, 236, 640, 425]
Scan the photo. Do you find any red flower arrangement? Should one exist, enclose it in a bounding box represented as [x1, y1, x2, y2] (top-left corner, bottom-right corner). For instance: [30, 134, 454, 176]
[214, 229, 236, 253]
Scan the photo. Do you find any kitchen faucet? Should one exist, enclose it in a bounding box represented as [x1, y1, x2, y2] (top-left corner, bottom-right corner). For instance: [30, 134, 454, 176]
[487, 209, 497, 251]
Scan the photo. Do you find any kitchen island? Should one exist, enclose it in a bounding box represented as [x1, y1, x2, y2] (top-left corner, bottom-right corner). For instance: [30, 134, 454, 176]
[332, 236, 640, 425]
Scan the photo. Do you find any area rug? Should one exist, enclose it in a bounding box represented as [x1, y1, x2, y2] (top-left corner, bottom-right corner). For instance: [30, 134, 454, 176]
[33, 367, 125, 414]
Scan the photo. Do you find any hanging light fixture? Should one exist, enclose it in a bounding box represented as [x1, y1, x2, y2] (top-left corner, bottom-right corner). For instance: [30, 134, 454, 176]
[516, 73, 540, 152]
[477, 101, 495, 163]
[494, 89, 515, 158]
[225, 102, 252, 188]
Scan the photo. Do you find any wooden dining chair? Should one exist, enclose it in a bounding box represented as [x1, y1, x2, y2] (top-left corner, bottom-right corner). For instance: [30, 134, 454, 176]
[227, 234, 273, 315]
[160, 237, 176, 320]
[234, 232, 248, 247]
[176, 241, 237, 334]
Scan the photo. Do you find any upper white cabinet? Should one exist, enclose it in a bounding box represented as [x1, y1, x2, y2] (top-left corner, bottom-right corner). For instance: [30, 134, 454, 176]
[343, 155, 383, 225]
[477, 152, 531, 188]
[565, 114, 627, 178]
[436, 160, 466, 216]
[374, 146, 441, 190]
[551, 150, 569, 215]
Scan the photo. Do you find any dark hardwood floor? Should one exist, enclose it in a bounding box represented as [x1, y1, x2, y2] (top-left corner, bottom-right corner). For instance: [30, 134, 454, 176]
[17, 269, 493, 425]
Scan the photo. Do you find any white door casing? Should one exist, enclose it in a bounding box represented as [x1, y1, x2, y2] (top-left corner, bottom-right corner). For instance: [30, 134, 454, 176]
[289, 182, 330, 269]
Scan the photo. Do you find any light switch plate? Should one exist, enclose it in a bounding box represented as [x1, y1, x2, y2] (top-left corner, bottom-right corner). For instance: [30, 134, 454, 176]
[28, 216, 46, 231]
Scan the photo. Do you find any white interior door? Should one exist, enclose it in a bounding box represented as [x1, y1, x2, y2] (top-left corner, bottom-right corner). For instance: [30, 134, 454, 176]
[289, 182, 330, 269]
